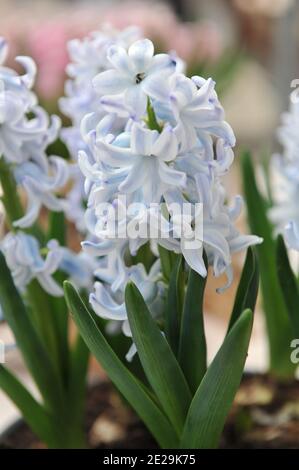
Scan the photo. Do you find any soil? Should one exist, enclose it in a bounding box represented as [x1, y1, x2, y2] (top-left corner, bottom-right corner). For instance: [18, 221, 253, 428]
[221, 374, 299, 449]
[1, 374, 299, 449]
[0, 380, 157, 449]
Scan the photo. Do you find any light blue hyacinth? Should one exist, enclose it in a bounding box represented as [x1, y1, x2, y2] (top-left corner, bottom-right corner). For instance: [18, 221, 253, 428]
[1, 232, 63, 296]
[0, 38, 68, 228]
[59, 26, 141, 232]
[0, 232, 97, 297]
[74, 36, 262, 347]
[269, 92, 299, 250]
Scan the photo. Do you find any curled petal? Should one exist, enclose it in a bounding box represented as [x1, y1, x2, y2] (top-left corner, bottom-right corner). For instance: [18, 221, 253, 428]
[13, 188, 41, 228]
[90, 283, 127, 320]
[181, 245, 207, 277]
[15, 56, 37, 89]
[118, 159, 146, 193]
[158, 160, 186, 187]
[229, 234, 263, 254]
[81, 239, 116, 256]
[95, 138, 134, 166]
[37, 273, 63, 297]
[131, 122, 155, 155]
[152, 126, 178, 162]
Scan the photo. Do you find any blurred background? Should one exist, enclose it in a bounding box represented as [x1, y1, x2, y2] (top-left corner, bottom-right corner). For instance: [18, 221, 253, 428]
[1, 0, 299, 432]
[2, 0, 298, 146]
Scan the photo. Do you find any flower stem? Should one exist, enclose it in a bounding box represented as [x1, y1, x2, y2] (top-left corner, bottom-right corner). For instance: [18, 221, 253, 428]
[0, 157, 24, 229]
[146, 98, 163, 132]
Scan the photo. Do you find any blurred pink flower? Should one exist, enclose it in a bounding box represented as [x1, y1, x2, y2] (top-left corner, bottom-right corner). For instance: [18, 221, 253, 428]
[101, 2, 222, 63]
[0, 1, 224, 101]
[28, 22, 69, 98]
[192, 21, 222, 63]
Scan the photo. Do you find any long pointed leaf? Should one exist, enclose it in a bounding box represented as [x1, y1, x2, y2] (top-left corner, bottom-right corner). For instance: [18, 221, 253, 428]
[241, 151, 295, 377]
[227, 247, 259, 333]
[26, 280, 65, 380]
[180, 309, 253, 449]
[64, 281, 178, 449]
[276, 235, 299, 337]
[0, 252, 64, 411]
[125, 282, 192, 436]
[178, 266, 207, 393]
[0, 365, 63, 448]
[47, 211, 70, 381]
[164, 255, 183, 355]
[158, 245, 177, 282]
[66, 333, 89, 435]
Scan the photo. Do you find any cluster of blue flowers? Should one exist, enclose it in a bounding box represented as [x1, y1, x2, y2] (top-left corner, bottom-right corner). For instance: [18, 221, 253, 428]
[0, 29, 261, 358]
[270, 92, 299, 250]
[70, 35, 262, 351]
[0, 38, 95, 296]
[0, 38, 67, 229]
[59, 25, 141, 232]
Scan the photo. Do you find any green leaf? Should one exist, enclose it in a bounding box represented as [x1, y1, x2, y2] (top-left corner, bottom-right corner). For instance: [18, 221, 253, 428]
[64, 281, 179, 449]
[158, 244, 177, 282]
[180, 309, 253, 449]
[26, 280, 66, 378]
[164, 255, 184, 355]
[276, 234, 299, 337]
[67, 333, 89, 415]
[48, 289, 69, 385]
[227, 247, 259, 333]
[178, 265, 207, 393]
[0, 157, 23, 227]
[131, 242, 156, 273]
[47, 211, 66, 245]
[48, 279, 70, 385]
[64, 333, 89, 448]
[0, 252, 64, 411]
[241, 150, 295, 378]
[146, 98, 163, 132]
[47, 211, 69, 379]
[125, 282, 192, 436]
[0, 365, 63, 448]
[26, 277, 71, 389]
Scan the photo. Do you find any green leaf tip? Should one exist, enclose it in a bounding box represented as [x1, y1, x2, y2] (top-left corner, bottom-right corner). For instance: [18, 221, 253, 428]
[180, 307, 253, 449]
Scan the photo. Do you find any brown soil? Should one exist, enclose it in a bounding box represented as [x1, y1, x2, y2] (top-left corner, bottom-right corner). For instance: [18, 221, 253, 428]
[221, 374, 299, 449]
[1, 374, 299, 449]
[0, 380, 157, 449]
